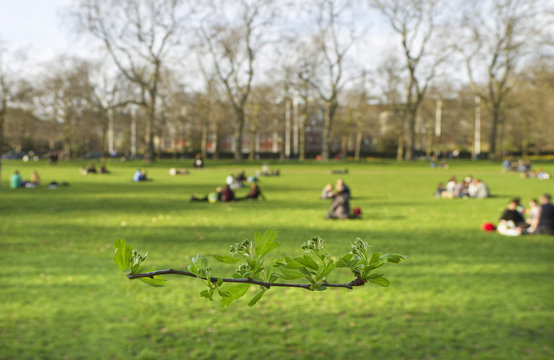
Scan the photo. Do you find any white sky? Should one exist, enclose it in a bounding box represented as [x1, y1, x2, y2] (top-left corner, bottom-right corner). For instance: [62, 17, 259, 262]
[2, 0, 548, 94]
[0, 0, 82, 61]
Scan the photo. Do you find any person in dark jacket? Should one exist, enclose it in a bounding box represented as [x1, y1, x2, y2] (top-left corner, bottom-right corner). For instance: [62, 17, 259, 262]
[239, 183, 265, 200]
[499, 198, 527, 227]
[326, 193, 350, 219]
[532, 193, 554, 235]
[221, 185, 235, 202]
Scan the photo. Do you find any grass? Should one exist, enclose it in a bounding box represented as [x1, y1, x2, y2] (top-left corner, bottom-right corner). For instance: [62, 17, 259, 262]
[0, 159, 553, 360]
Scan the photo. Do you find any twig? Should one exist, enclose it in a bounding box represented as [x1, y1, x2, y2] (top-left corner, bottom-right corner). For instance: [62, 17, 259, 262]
[127, 269, 367, 290]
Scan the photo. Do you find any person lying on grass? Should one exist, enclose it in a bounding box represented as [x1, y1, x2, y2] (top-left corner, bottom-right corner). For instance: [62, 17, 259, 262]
[190, 187, 223, 203]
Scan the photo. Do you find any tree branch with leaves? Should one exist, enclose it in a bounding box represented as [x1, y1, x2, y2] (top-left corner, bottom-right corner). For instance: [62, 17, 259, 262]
[114, 230, 406, 307]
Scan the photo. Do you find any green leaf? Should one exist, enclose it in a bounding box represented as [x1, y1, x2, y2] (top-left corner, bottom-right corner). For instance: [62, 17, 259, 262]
[221, 283, 251, 307]
[138, 276, 166, 287]
[298, 267, 314, 279]
[284, 256, 301, 269]
[255, 229, 279, 258]
[380, 253, 407, 263]
[217, 288, 231, 297]
[369, 252, 381, 265]
[336, 254, 353, 267]
[248, 289, 266, 307]
[368, 276, 390, 287]
[315, 265, 325, 282]
[293, 256, 318, 270]
[322, 262, 336, 278]
[303, 255, 320, 270]
[113, 239, 132, 271]
[135, 266, 166, 287]
[213, 255, 241, 264]
[276, 268, 304, 280]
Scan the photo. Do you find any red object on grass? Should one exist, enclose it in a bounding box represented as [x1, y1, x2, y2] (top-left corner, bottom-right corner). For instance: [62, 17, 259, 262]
[481, 222, 496, 232]
[353, 207, 362, 216]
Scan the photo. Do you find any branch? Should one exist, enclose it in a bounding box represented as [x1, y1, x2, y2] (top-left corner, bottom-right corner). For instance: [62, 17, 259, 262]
[127, 268, 367, 290]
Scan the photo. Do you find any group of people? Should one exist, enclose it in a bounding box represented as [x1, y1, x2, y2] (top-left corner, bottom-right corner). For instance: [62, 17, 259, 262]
[436, 175, 490, 199]
[502, 158, 551, 179]
[496, 194, 554, 236]
[10, 170, 40, 189]
[321, 178, 360, 219]
[133, 169, 151, 182]
[10, 170, 68, 189]
[80, 163, 110, 175]
[225, 171, 258, 189]
[190, 182, 265, 203]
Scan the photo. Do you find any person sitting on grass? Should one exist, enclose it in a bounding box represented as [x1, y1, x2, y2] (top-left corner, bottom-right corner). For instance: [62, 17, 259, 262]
[336, 178, 351, 198]
[435, 182, 447, 198]
[133, 169, 150, 182]
[237, 170, 247, 182]
[497, 198, 528, 236]
[87, 162, 97, 174]
[10, 170, 22, 189]
[239, 183, 265, 201]
[526, 199, 540, 229]
[326, 193, 350, 219]
[221, 184, 235, 202]
[99, 165, 110, 174]
[25, 170, 40, 188]
[471, 179, 490, 199]
[530, 194, 554, 235]
[193, 153, 204, 168]
[321, 184, 334, 199]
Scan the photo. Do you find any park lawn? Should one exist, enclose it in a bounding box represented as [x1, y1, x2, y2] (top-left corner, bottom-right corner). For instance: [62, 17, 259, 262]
[0, 159, 553, 360]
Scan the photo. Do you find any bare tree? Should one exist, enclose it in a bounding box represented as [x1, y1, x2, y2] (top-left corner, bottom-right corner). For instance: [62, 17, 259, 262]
[200, 0, 275, 162]
[0, 44, 31, 186]
[71, 0, 192, 161]
[461, 0, 547, 159]
[371, 0, 447, 160]
[309, 0, 356, 161]
[86, 65, 135, 156]
[40, 58, 94, 158]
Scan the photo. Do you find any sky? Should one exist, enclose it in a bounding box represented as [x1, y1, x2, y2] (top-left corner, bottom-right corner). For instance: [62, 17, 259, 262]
[0, 0, 82, 61]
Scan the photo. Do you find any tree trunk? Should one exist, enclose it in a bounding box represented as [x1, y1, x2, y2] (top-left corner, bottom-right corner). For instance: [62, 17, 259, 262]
[63, 113, 71, 159]
[404, 110, 417, 160]
[396, 116, 404, 161]
[321, 100, 337, 161]
[299, 104, 307, 161]
[354, 119, 362, 161]
[201, 123, 208, 160]
[489, 104, 500, 160]
[341, 134, 348, 159]
[144, 98, 156, 162]
[248, 104, 259, 161]
[321, 104, 331, 161]
[234, 108, 245, 162]
[0, 99, 5, 187]
[212, 122, 219, 160]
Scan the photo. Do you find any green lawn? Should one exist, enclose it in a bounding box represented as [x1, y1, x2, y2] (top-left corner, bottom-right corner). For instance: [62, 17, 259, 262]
[0, 159, 553, 360]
